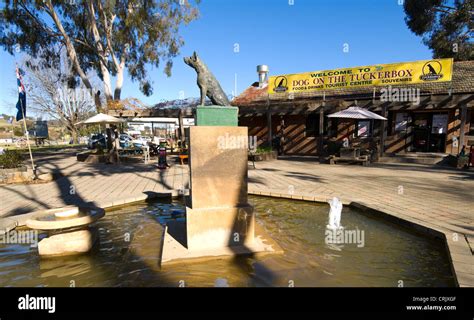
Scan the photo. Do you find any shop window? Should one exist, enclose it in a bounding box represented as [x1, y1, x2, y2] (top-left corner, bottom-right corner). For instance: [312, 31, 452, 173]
[394, 112, 410, 133]
[413, 114, 430, 129]
[431, 114, 448, 134]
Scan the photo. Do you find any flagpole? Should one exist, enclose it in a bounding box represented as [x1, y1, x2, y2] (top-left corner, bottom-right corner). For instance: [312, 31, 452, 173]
[19, 96, 36, 178]
[16, 65, 36, 178]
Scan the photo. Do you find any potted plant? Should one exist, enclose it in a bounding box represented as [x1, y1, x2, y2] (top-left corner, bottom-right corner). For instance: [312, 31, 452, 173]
[250, 146, 278, 161]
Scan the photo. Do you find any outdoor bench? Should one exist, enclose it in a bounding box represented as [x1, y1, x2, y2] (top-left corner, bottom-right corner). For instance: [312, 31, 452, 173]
[329, 155, 370, 166]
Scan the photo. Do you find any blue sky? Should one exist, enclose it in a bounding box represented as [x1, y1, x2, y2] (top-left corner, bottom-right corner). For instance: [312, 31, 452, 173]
[0, 0, 433, 116]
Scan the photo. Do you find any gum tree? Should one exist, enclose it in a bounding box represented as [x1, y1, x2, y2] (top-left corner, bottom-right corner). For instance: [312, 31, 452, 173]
[1, 0, 200, 111]
[403, 0, 473, 61]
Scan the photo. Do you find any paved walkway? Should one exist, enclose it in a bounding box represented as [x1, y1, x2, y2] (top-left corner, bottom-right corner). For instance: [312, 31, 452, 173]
[0, 151, 189, 217]
[0, 152, 472, 286]
[249, 160, 473, 236]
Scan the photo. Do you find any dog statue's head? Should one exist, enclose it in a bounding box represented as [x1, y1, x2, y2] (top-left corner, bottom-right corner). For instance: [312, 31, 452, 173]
[184, 51, 201, 70]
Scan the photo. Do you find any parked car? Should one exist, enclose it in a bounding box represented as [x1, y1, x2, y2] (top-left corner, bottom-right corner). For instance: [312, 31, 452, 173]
[119, 134, 133, 148]
[87, 133, 107, 149]
[131, 136, 150, 148]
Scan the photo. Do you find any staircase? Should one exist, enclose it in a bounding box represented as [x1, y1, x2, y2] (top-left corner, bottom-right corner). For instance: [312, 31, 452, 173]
[378, 152, 450, 165]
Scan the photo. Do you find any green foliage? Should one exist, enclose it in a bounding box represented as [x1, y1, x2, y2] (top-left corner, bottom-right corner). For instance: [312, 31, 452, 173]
[0, 150, 24, 169]
[78, 125, 98, 137]
[0, 0, 200, 97]
[404, 0, 473, 61]
[256, 146, 272, 154]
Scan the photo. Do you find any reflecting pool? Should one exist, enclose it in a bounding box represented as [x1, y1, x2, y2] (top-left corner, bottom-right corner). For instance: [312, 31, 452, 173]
[0, 196, 455, 287]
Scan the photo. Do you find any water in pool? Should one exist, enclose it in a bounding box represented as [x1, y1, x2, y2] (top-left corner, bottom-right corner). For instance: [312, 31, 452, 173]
[0, 196, 455, 287]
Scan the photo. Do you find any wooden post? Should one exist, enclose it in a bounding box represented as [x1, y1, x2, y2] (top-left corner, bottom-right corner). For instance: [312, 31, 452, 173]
[113, 125, 120, 164]
[379, 105, 387, 157]
[178, 109, 185, 142]
[459, 104, 467, 152]
[267, 100, 272, 148]
[318, 107, 324, 162]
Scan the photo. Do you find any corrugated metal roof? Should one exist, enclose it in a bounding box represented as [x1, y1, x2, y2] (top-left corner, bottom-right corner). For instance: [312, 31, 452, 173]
[327, 107, 387, 120]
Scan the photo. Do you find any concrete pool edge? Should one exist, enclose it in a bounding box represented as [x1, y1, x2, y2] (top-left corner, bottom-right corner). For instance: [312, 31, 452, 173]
[247, 189, 473, 288]
[160, 222, 284, 266]
[0, 191, 181, 233]
[1, 188, 471, 287]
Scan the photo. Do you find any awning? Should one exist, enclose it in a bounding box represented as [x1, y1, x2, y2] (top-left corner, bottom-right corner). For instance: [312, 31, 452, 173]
[75, 113, 126, 125]
[327, 107, 387, 120]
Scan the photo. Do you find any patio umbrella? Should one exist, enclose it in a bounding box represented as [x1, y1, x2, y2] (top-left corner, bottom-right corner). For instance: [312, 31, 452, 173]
[76, 113, 125, 155]
[75, 113, 125, 125]
[327, 106, 387, 143]
[327, 106, 387, 120]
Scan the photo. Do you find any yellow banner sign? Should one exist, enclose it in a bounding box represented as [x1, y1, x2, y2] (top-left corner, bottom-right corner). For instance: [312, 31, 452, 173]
[268, 58, 453, 94]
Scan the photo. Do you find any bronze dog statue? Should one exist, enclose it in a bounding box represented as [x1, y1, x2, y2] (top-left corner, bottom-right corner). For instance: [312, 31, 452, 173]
[184, 51, 230, 106]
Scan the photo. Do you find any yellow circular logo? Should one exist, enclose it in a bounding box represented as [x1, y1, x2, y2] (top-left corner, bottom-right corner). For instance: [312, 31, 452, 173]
[420, 61, 443, 81]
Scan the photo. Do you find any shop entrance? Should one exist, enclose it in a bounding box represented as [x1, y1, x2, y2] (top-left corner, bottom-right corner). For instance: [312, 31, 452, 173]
[412, 112, 447, 153]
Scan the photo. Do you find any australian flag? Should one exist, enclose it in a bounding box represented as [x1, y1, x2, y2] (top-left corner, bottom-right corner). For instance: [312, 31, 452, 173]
[16, 67, 26, 122]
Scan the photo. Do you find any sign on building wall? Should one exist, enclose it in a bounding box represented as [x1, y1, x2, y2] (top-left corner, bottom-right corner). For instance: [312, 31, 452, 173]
[432, 114, 448, 134]
[268, 58, 453, 94]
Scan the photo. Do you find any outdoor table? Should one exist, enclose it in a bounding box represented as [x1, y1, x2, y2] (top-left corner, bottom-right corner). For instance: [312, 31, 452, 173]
[330, 147, 369, 166]
[340, 147, 361, 158]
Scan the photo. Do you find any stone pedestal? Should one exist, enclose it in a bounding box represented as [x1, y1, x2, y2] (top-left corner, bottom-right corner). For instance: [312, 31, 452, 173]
[186, 125, 255, 249]
[161, 125, 282, 265]
[25, 207, 104, 258]
[186, 205, 255, 250]
[38, 229, 97, 257]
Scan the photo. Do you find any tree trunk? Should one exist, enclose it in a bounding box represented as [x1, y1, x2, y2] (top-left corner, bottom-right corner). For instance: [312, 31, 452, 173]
[71, 127, 78, 144]
[114, 64, 125, 100]
[65, 124, 79, 144]
[101, 63, 114, 104]
[86, 1, 113, 109]
[45, 0, 101, 112]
